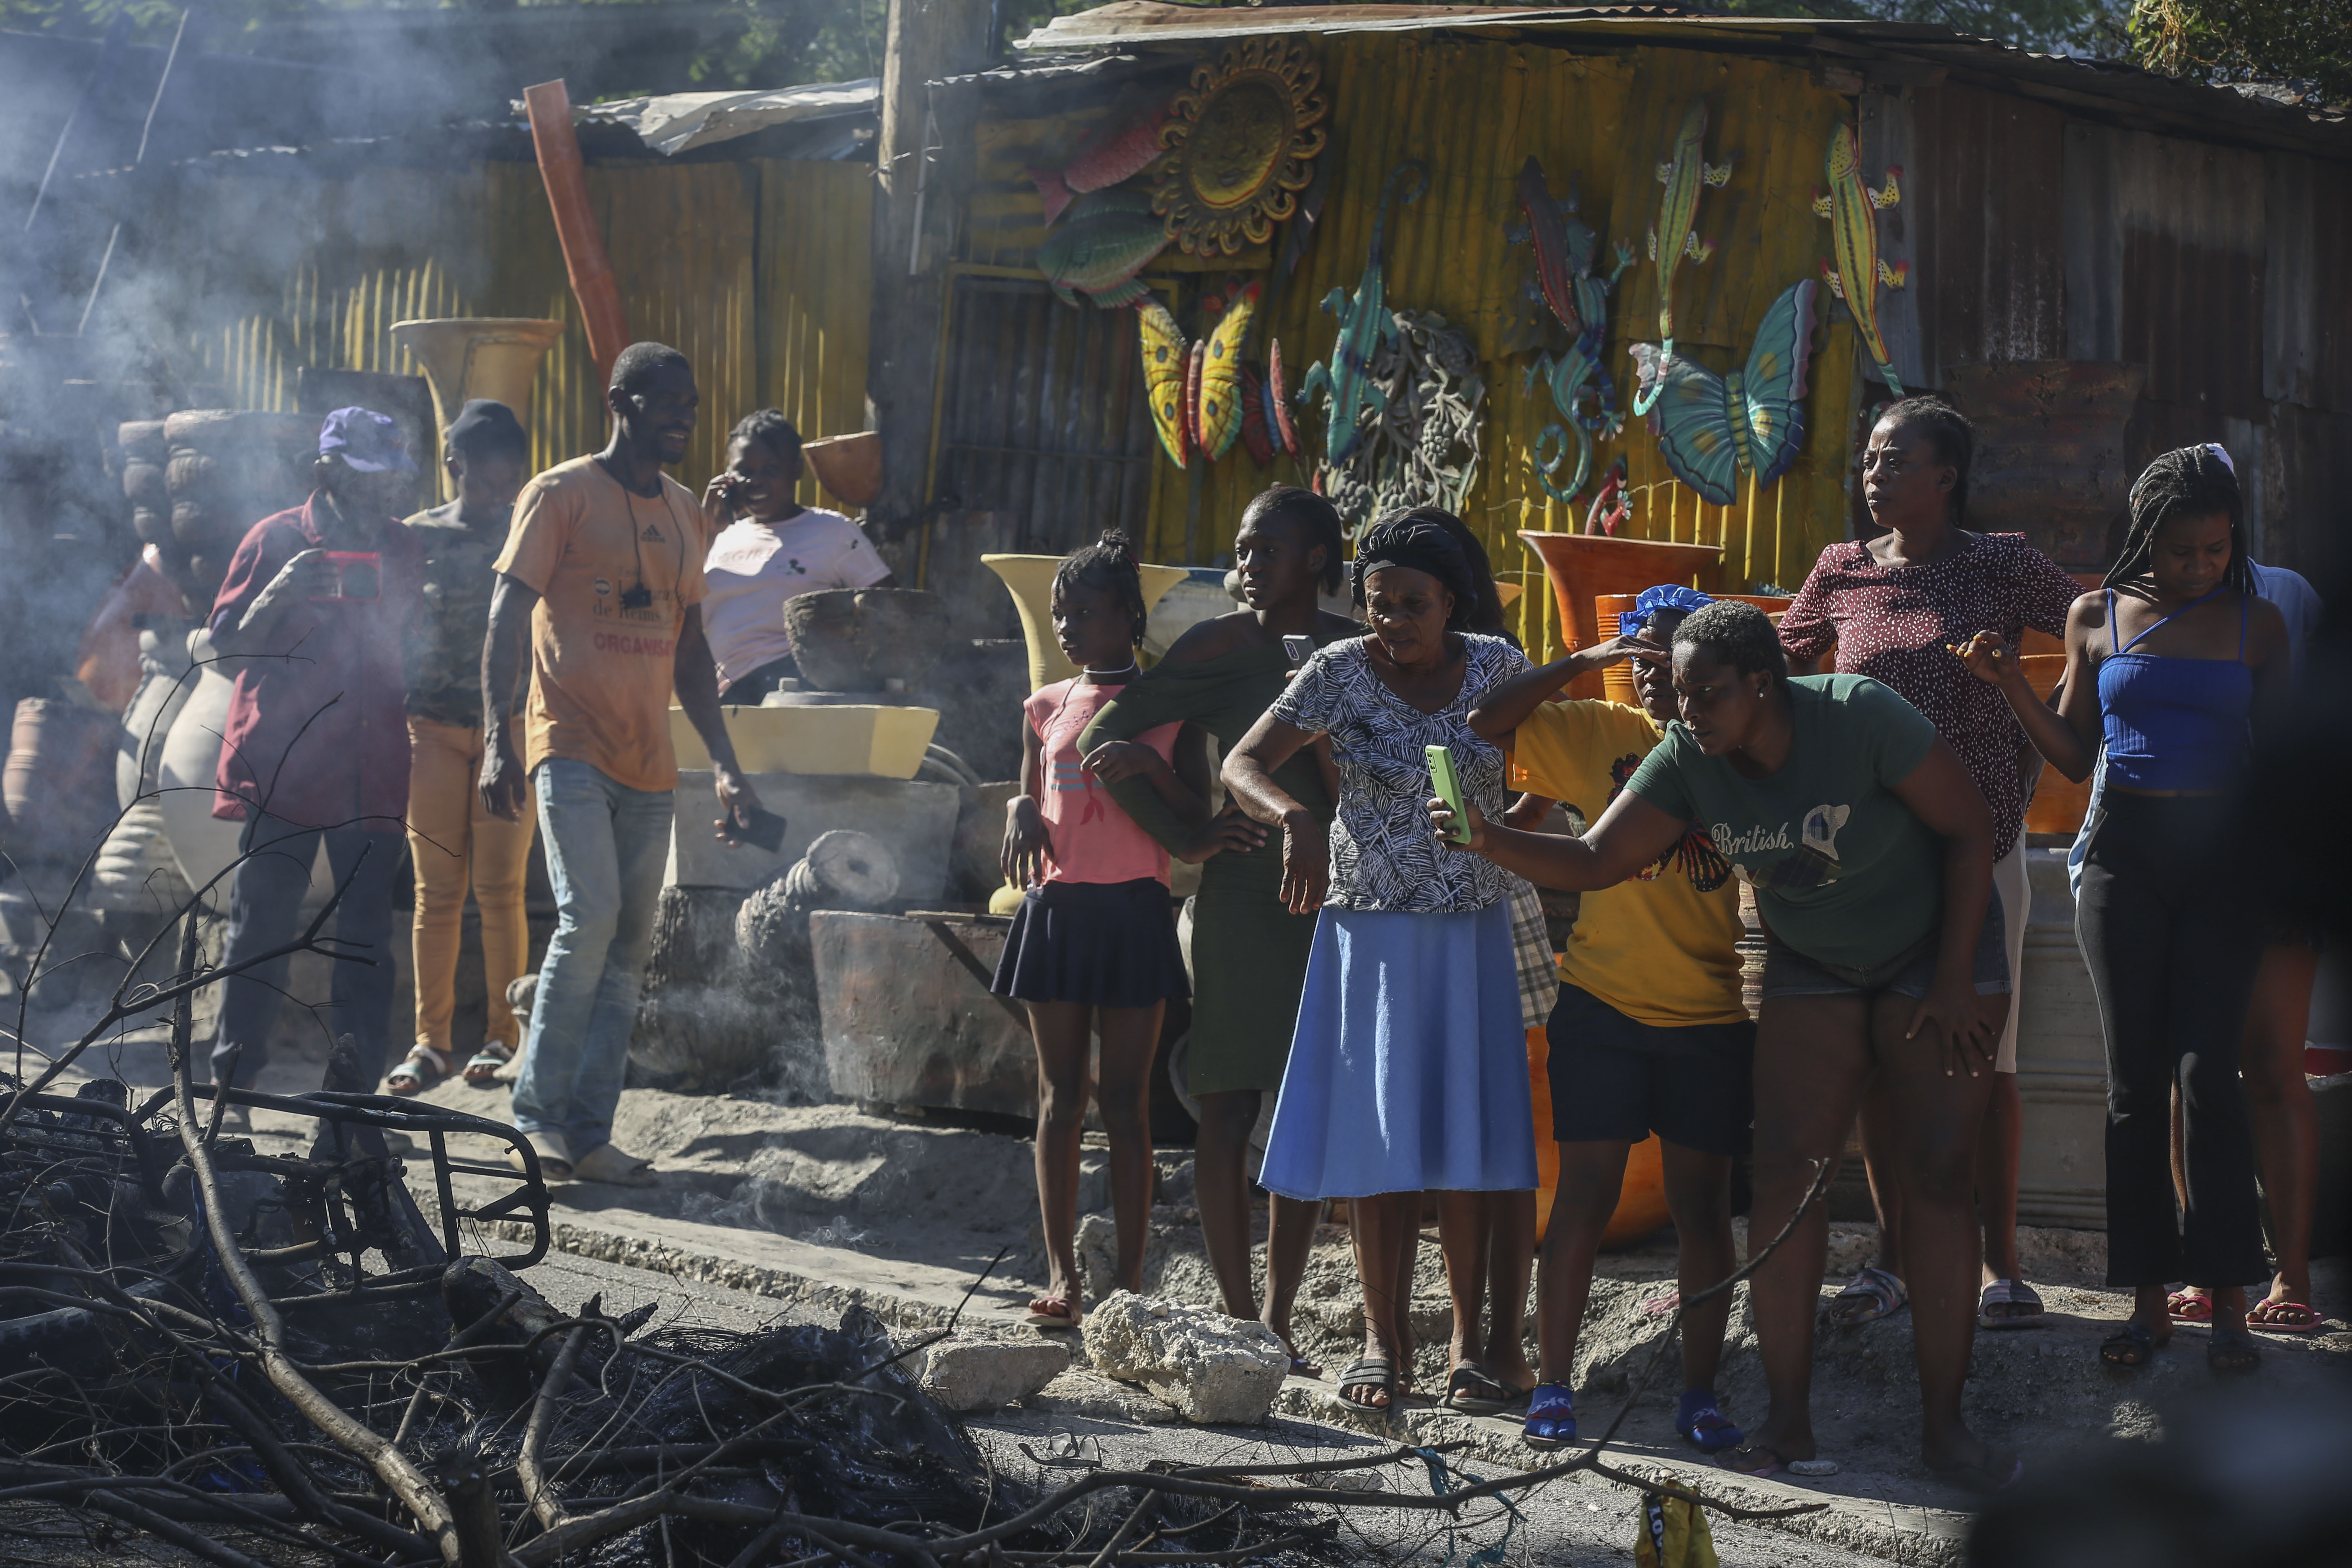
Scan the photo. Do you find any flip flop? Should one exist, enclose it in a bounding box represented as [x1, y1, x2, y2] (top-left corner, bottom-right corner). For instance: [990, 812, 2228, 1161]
[507, 1131, 572, 1183]
[1442, 1362, 1512, 1416]
[1717, 1441, 1791, 1479]
[2167, 1289, 2214, 1324]
[1928, 1451, 2024, 1494]
[1023, 1296, 1081, 1332]
[1335, 1356, 1396, 1414]
[1523, 1383, 1575, 1449]
[1978, 1278, 2048, 1330]
[2099, 1319, 2163, 1368]
[1828, 1265, 1908, 1327]
[385, 1047, 449, 1096]
[461, 1042, 514, 1087]
[2207, 1327, 2261, 1375]
[570, 1142, 658, 1187]
[2247, 1297, 2323, 1334]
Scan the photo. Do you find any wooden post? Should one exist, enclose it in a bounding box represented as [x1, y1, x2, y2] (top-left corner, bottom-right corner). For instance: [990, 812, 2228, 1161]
[523, 79, 629, 385]
[866, 0, 994, 560]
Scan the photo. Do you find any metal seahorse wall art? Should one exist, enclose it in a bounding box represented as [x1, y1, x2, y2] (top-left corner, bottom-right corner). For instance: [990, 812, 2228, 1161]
[1301, 160, 1427, 468]
[1813, 122, 1907, 395]
[1639, 100, 1731, 391]
[1511, 155, 1634, 505]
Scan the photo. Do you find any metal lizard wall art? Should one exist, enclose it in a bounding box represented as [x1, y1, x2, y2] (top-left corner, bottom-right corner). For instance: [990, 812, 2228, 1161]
[1511, 155, 1634, 504]
[1814, 122, 1907, 395]
[1637, 100, 1731, 397]
[1301, 160, 1427, 468]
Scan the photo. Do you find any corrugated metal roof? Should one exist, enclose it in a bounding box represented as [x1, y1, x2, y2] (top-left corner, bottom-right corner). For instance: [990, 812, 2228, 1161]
[1012, 4, 2352, 159]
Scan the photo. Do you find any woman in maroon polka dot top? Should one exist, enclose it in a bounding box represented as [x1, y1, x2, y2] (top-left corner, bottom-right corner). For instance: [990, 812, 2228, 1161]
[1777, 395, 2082, 1336]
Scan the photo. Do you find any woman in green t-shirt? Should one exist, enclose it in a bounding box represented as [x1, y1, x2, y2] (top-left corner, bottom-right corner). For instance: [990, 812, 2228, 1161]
[1427, 600, 2018, 1493]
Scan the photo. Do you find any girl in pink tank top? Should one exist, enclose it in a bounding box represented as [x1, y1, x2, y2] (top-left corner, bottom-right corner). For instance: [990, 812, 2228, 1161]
[992, 531, 1237, 1334]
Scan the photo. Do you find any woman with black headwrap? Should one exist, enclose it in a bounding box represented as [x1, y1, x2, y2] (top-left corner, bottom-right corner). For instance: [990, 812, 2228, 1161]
[1223, 508, 1541, 1415]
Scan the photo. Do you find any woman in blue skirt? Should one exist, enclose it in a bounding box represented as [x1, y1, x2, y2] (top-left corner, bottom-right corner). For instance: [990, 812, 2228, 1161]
[1224, 510, 1539, 1414]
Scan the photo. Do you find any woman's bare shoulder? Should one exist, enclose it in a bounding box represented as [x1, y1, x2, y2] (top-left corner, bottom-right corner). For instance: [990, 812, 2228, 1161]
[1161, 611, 1261, 665]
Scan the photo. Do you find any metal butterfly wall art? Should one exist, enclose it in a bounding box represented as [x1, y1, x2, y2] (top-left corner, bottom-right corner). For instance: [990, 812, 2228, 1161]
[1627, 277, 1818, 506]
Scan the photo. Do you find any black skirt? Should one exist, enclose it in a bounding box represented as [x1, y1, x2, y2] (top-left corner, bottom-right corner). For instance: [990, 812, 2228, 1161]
[990, 878, 1190, 1008]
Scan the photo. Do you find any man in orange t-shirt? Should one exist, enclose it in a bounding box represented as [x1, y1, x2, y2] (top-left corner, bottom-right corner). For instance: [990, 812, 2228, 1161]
[480, 342, 766, 1185]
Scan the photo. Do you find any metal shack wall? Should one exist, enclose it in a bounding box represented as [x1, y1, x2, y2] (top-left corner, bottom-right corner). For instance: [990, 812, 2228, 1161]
[147, 158, 871, 509]
[964, 37, 1870, 659]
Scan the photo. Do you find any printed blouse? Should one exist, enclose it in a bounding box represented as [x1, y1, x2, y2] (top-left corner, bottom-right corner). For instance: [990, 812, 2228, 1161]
[1777, 530, 2080, 859]
[1269, 633, 1532, 913]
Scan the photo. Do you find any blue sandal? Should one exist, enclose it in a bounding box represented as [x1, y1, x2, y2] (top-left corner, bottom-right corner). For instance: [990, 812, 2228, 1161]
[1523, 1382, 1575, 1448]
[1677, 1388, 1745, 1454]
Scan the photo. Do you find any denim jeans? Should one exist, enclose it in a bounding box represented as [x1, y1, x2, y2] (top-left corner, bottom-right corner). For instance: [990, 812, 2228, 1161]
[210, 811, 407, 1089]
[509, 758, 673, 1156]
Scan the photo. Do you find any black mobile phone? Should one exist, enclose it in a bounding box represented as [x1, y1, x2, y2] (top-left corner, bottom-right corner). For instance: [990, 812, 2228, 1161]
[1281, 634, 1315, 666]
[735, 806, 787, 853]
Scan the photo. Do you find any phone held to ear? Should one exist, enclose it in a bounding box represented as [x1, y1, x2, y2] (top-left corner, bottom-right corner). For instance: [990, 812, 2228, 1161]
[1282, 634, 1315, 666]
[1425, 744, 1472, 844]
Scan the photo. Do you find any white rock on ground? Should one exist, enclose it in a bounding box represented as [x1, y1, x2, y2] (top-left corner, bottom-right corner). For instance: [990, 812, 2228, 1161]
[915, 1334, 1071, 1413]
[1082, 1290, 1289, 1424]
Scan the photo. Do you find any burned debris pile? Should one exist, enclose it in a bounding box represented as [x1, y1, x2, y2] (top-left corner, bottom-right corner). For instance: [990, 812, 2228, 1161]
[0, 1070, 1372, 1568]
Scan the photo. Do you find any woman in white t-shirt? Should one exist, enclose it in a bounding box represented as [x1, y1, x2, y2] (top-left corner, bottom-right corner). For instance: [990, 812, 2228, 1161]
[699, 410, 895, 701]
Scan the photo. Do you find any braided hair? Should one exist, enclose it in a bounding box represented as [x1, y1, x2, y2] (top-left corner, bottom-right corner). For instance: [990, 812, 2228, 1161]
[1238, 485, 1346, 593]
[2103, 445, 2252, 595]
[728, 408, 803, 468]
[1054, 528, 1150, 648]
[1879, 395, 1973, 523]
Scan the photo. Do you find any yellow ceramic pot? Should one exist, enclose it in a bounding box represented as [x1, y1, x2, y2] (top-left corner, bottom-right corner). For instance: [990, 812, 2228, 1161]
[668, 704, 940, 779]
[981, 554, 1194, 692]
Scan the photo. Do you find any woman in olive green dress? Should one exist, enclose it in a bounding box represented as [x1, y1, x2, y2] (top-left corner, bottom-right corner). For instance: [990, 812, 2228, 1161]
[1079, 486, 1358, 1367]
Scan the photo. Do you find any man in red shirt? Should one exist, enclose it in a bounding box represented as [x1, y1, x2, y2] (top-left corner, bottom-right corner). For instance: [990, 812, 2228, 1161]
[205, 408, 425, 1109]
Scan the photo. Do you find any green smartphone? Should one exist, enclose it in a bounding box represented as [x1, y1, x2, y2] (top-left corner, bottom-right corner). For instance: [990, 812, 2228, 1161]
[1426, 744, 1472, 844]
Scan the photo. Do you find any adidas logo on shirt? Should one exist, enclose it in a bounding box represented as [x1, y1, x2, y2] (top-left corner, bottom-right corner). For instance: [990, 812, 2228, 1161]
[640, 524, 666, 541]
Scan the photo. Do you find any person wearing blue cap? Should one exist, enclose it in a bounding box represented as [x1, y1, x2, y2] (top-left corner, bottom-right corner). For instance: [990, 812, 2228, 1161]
[203, 407, 428, 1111]
[1458, 583, 1754, 1457]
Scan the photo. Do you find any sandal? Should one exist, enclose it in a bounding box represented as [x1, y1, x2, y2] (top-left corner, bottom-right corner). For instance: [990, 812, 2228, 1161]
[1927, 1450, 2024, 1494]
[1717, 1441, 1792, 1478]
[1023, 1295, 1081, 1332]
[1677, 1389, 1745, 1454]
[1335, 1356, 1396, 1414]
[2248, 1296, 2323, 1335]
[385, 1046, 449, 1096]
[1442, 1361, 1511, 1416]
[570, 1143, 659, 1187]
[461, 1042, 514, 1087]
[1523, 1383, 1575, 1448]
[2098, 1319, 2163, 1368]
[507, 1131, 572, 1183]
[1978, 1278, 2047, 1330]
[2207, 1327, 2261, 1375]
[2167, 1288, 2213, 1324]
[1828, 1265, 1908, 1327]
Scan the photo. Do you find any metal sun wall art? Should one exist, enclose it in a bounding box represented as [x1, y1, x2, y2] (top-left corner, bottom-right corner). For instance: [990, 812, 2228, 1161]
[1814, 122, 1908, 396]
[1510, 155, 1635, 505]
[1628, 277, 1819, 507]
[1639, 100, 1732, 375]
[1153, 39, 1330, 258]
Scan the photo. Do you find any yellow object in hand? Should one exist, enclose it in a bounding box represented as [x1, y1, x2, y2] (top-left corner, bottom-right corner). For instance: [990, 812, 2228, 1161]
[1635, 1493, 1720, 1568]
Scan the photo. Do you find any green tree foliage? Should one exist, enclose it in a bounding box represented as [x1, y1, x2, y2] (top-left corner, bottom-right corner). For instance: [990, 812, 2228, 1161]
[2128, 0, 2352, 106]
[1715, 0, 2129, 56]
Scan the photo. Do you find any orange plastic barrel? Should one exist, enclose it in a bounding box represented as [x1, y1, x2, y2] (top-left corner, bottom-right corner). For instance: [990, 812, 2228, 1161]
[1528, 1025, 1673, 1247]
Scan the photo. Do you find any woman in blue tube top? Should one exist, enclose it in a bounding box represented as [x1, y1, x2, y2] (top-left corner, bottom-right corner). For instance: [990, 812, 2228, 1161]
[1958, 445, 2290, 1377]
